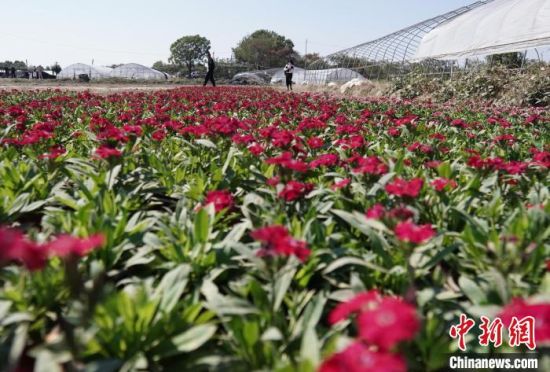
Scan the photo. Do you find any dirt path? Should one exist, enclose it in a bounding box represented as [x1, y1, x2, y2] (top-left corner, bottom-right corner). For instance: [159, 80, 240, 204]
[0, 80, 188, 93]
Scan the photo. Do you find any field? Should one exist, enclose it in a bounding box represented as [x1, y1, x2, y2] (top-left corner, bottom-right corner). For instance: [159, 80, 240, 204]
[0, 86, 549, 371]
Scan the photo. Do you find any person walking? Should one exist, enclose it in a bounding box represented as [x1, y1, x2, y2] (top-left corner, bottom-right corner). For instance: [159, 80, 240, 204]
[284, 60, 294, 91]
[10, 67, 16, 78]
[203, 51, 216, 87]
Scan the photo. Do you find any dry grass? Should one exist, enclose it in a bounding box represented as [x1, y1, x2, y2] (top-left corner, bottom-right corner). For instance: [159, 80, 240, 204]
[275, 80, 394, 99]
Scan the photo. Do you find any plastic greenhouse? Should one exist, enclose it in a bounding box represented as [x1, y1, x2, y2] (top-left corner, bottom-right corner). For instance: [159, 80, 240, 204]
[305, 0, 549, 81]
[56, 63, 112, 80]
[109, 63, 168, 80]
[414, 0, 550, 60]
[270, 68, 365, 85]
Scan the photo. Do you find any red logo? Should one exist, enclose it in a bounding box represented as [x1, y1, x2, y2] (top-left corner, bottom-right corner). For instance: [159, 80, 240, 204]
[449, 314, 536, 351]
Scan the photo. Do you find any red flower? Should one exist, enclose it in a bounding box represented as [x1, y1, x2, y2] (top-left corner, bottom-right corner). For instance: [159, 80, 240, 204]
[388, 206, 415, 221]
[332, 178, 350, 190]
[251, 225, 289, 244]
[46, 234, 105, 258]
[204, 190, 234, 212]
[310, 154, 339, 169]
[385, 178, 423, 198]
[266, 152, 308, 172]
[248, 143, 264, 156]
[0, 227, 47, 270]
[388, 128, 400, 137]
[281, 158, 309, 172]
[151, 129, 167, 141]
[266, 176, 280, 187]
[499, 299, 550, 343]
[329, 290, 381, 325]
[307, 137, 324, 149]
[357, 297, 420, 350]
[251, 225, 311, 262]
[366, 204, 386, 219]
[319, 342, 406, 372]
[431, 178, 457, 192]
[352, 156, 388, 176]
[424, 160, 442, 169]
[279, 181, 313, 201]
[394, 221, 435, 244]
[123, 124, 143, 136]
[39, 145, 66, 160]
[95, 145, 122, 159]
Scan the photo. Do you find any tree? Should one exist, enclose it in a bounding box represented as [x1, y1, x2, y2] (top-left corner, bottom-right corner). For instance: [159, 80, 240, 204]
[52, 62, 62, 76]
[298, 53, 328, 69]
[169, 35, 211, 77]
[487, 52, 525, 69]
[233, 30, 297, 69]
[152, 61, 180, 75]
[1, 60, 27, 70]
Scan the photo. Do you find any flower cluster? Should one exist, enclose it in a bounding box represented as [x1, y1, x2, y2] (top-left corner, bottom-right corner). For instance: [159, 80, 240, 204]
[0, 227, 104, 271]
[321, 290, 419, 371]
[251, 225, 311, 262]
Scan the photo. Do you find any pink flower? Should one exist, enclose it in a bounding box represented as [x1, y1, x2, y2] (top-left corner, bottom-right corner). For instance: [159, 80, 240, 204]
[310, 154, 339, 169]
[46, 234, 105, 258]
[248, 143, 264, 156]
[388, 206, 415, 221]
[394, 221, 435, 244]
[204, 190, 234, 212]
[357, 297, 420, 350]
[320, 342, 406, 372]
[251, 225, 311, 262]
[385, 178, 423, 198]
[0, 227, 46, 270]
[366, 204, 386, 219]
[329, 290, 381, 325]
[431, 178, 457, 192]
[499, 299, 550, 343]
[279, 181, 313, 201]
[353, 156, 388, 176]
[424, 160, 442, 169]
[266, 176, 280, 187]
[151, 129, 167, 141]
[39, 145, 66, 160]
[95, 145, 122, 159]
[307, 137, 324, 149]
[332, 178, 351, 190]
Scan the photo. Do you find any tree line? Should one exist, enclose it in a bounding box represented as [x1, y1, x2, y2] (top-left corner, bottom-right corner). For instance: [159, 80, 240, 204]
[154, 30, 325, 78]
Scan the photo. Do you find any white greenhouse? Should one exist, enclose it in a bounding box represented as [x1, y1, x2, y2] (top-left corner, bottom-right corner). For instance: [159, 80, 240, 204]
[56, 63, 113, 80]
[414, 0, 550, 60]
[109, 63, 168, 80]
[270, 67, 365, 85]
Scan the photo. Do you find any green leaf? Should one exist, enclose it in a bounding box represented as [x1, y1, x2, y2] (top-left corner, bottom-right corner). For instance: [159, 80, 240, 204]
[458, 276, 487, 305]
[273, 264, 297, 311]
[194, 207, 210, 244]
[300, 327, 320, 367]
[322, 256, 387, 274]
[154, 264, 191, 313]
[195, 139, 217, 149]
[165, 324, 217, 355]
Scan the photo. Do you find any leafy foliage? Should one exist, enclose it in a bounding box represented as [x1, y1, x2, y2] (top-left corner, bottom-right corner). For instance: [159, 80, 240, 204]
[0, 87, 548, 371]
[233, 30, 297, 69]
[169, 35, 211, 77]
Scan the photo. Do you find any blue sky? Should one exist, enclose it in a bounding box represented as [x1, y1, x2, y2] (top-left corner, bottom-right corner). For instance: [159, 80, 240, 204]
[1, 0, 476, 67]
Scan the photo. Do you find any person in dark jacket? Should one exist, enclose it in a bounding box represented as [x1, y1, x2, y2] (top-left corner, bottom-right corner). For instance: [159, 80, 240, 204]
[203, 51, 216, 87]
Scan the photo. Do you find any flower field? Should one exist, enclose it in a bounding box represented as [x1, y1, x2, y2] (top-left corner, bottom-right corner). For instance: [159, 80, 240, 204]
[0, 87, 549, 371]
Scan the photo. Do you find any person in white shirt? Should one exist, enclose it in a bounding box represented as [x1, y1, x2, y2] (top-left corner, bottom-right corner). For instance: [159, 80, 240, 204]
[283, 60, 294, 91]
